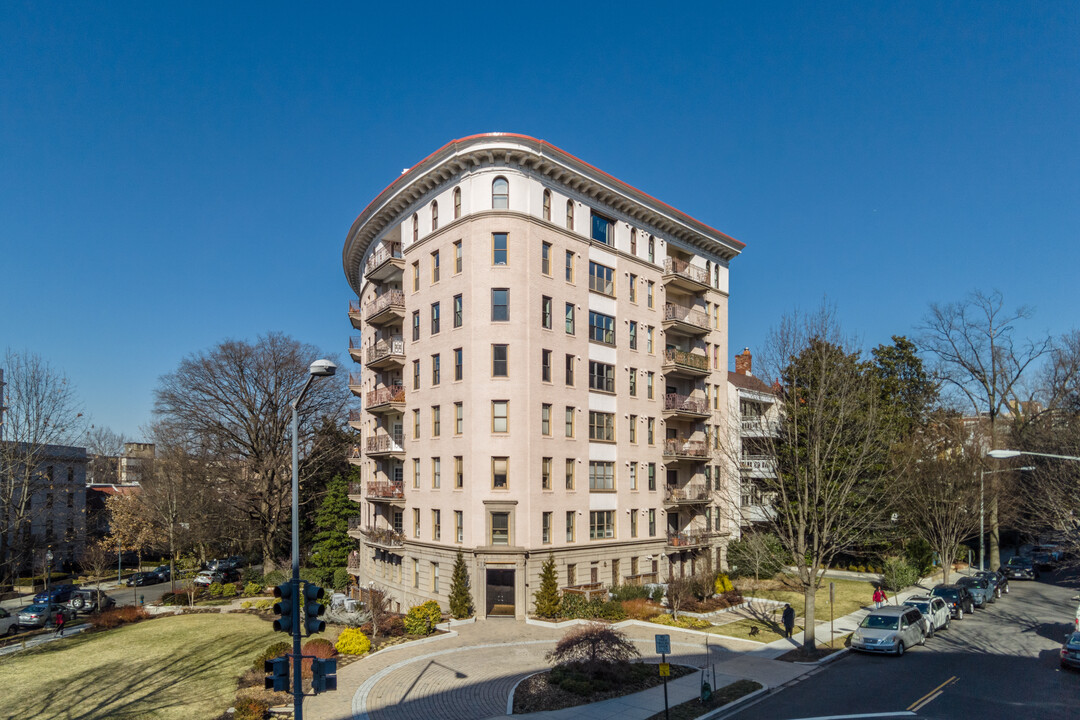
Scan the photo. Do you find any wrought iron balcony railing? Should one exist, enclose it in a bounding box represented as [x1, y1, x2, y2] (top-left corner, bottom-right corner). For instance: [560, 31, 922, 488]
[663, 303, 710, 331]
[663, 257, 710, 286]
[663, 348, 709, 372]
[663, 393, 709, 415]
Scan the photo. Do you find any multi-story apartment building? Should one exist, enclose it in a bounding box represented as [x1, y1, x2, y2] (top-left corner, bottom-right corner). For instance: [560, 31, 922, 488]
[727, 349, 780, 531]
[342, 134, 744, 618]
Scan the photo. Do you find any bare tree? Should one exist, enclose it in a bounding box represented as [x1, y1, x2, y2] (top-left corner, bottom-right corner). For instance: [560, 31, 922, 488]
[919, 290, 1051, 570]
[79, 540, 113, 609]
[727, 532, 786, 583]
[153, 333, 348, 570]
[0, 351, 86, 586]
[84, 425, 126, 485]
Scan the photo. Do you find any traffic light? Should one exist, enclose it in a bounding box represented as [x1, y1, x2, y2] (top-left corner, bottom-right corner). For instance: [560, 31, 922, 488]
[311, 657, 338, 694]
[272, 582, 294, 633]
[264, 656, 290, 692]
[303, 582, 325, 635]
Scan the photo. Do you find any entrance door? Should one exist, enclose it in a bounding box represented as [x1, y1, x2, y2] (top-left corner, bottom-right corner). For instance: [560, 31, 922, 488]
[486, 568, 515, 617]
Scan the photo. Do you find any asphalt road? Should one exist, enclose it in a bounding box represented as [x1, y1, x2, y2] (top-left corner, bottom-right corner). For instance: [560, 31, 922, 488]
[727, 571, 1080, 720]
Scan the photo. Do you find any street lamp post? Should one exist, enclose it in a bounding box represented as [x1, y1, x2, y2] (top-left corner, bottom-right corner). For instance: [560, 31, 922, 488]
[45, 549, 53, 596]
[289, 359, 337, 720]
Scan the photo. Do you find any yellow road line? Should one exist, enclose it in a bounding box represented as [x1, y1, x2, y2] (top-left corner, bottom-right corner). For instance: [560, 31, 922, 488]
[906, 676, 957, 711]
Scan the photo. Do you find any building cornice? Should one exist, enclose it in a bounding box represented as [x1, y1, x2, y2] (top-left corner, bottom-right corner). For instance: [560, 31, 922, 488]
[343, 133, 745, 294]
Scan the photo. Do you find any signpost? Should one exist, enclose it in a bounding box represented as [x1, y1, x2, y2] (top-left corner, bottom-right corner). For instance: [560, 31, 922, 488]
[830, 581, 835, 649]
[655, 634, 671, 720]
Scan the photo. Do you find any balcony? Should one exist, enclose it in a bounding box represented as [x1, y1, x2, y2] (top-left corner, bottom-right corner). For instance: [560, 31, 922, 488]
[364, 242, 404, 282]
[364, 291, 406, 327]
[348, 336, 364, 363]
[664, 485, 711, 506]
[662, 393, 710, 420]
[662, 438, 709, 463]
[740, 455, 776, 478]
[348, 373, 363, 398]
[349, 300, 364, 330]
[348, 518, 405, 548]
[366, 432, 405, 458]
[740, 416, 779, 436]
[662, 348, 710, 378]
[348, 444, 363, 465]
[662, 303, 711, 337]
[665, 531, 713, 549]
[365, 385, 405, 415]
[348, 409, 364, 429]
[352, 481, 405, 504]
[364, 339, 406, 371]
[662, 258, 711, 293]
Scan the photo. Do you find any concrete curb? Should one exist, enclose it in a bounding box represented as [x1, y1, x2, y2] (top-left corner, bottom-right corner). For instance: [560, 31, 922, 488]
[505, 670, 541, 715]
[792, 647, 851, 666]
[524, 617, 770, 646]
[697, 684, 770, 720]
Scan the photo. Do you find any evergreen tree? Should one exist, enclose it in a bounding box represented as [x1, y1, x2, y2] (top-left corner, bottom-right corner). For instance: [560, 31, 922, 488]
[533, 553, 560, 618]
[448, 550, 474, 619]
[311, 472, 359, 569]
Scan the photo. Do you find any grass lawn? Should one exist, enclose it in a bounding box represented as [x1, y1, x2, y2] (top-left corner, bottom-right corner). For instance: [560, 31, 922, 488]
[707, 618, 800, 644]
[0, 613, 316, 720]
[736, 577, 874, 618]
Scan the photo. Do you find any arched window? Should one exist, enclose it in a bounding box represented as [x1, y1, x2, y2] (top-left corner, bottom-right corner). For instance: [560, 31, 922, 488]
[453, 187, 462, 219]
[492, 177, 509, 209]
[431, 201, 439, 231]
[714, 264, 719, 288]
[412, 213, 419, 243]
[542, 189, 551, 221]
[705, 260, 711, 284]
[566, 200, 574, 230]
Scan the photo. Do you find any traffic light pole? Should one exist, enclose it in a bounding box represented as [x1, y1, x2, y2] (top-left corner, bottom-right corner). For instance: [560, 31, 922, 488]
[291, 374, 315, 720]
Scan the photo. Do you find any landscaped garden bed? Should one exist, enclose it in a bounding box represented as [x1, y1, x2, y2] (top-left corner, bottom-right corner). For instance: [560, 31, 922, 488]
[641, 678, 763, 720]
[513, 661, 697, 714]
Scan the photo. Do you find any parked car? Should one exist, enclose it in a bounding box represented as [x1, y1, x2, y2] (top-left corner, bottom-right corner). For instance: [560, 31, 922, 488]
[975, 569, 1009, 597]
[1034, 544, 1063, 563]
[851, 606, 927, 656]
[32, 584, 76, 605]
[125, 571, 162, 587]
[1060, 631, 1080, 670]
[0, 607, 20, 636]
[956, 576, 995, 607]
[66, 588, 115, 614]
[903, 596, 951, 637]
[219, 568, 242, 583]
[931, 584, 976, 619]
[150, 565, 171, 582]
[1032, 551, 1056, 571]
[1003, 555, 1039, 580]
[193, 571, 224, 587]
[16, 603, 74, 630]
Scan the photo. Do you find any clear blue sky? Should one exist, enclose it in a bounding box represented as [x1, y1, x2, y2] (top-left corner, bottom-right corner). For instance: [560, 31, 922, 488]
[2, 2, 1077, 440]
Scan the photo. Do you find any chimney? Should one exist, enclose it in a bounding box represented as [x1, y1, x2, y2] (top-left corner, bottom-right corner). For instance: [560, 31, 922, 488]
[735, 348, 752, 376]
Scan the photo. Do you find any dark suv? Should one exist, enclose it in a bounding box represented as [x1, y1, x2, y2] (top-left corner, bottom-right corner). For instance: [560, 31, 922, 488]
[1002, 555, 1039, 580]
[930, 584, 976, 619]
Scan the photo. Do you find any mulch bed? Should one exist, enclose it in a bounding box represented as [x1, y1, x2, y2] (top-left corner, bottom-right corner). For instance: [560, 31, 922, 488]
[642, 678, 763, 720]
[774, 644, 844, 663]
[512, 663, 696, 714]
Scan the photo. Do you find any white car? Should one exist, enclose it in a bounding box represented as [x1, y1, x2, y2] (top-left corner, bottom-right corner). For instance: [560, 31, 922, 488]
[903, 596, 951, 637]
[0, 607, 20, 636]
[851, 606, 927, 656]
[193, 571, 224, 587]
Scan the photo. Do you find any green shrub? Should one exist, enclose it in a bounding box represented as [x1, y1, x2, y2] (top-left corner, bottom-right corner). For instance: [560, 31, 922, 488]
[404, 600, 442, 635]
[533, 554, 560, 619]
[903, 539, 934, 576]
[251, 641, 292, 671]
[242, 567, 263, 585]
[233, 696, 270, 720]
[90, 607, 150, 630]
[240, 601, 252, 609]
[255, 598, 273, 611]
[262, 570, 287, 587]
[335, 627, 372, 655]
[207, 582, 223, 597]
[881, 558, 919, 594]
[608, 584, 650, 602]
[448, 550, 474, 619]
[300, 567, 333, 586]
[714, 573, 734, 594]
[221, 583, 238, 597]
[331, 567, 350, 592]
[243, 581, 263, 597]
[648, 613, 712, 630]
[649, 585, 665, 603]
[557, 595, 626, 621]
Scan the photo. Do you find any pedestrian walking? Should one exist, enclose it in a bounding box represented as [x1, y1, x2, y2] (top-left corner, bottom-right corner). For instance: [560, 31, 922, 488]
[53, 609, 65, 637]
[873, 587, 888, 608]
[782, 603, 795, 638]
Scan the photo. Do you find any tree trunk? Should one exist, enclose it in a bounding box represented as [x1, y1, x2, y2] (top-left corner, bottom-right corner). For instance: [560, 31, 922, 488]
[802, 585, 817, 650]
[988, 497, 1001, 571]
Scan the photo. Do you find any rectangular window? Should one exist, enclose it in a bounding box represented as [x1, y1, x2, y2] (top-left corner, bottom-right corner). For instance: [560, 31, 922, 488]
[565, 407, 575, 438]
[541, 296, 552, 329]
[565, 459, 575, 490]
[432, 457, 441, 488]
[412, 457, 421, 487]
[431, 302, 440, 334]
[491, 288, 509, 321]
[492, 457, 508, 489]
[453, 294, 463, 327]
[413, 558, 420, 587]
[432, 354, 441, 385]
[629, 274, 637, 302]
[588, 411, 615, 442]
[647, 326, 654, 353]
[589, 311, 615, 345]
[648, 463, 656, 491]
[541, 349, 552, 382]
[412, 310, 420, 341]
[630, 510, 638, 538]
[412, 261, 420, 292]
[413, 508, 421, 538]
[432, 561, 440, 591]
[565, 303, 575, 334]
[630, 230, 638, 255]
[413, 410, 421, 440]
[431, 405, 441, 436]
[565, 250, 574, 282]
[648, 508, 656, 536]
[629, 320, 637, 350]
[630, 463, 638, 490]
[590, 510, 615, 539]
[413, 359, 420, 390]
[432, 250, 440, 283]
[454, 347, 463, 381]
[455, 456, 463, 488]
[566, 511, 575, 542]
[541, 241, 551, 275]
[541, 457, 552, 490]
[648, 235, 655, 263]
[432, 509, 441, 540]
[647, 372, 654, 399]
[541, 404, 552, 436]
[588, 361, 615, 392]
[588, 261, 614, 295]
[454, 402, 463, 434]
[646, 280, 654, 308]
[454, 240, 462, 273]
[591, 212, 614, 245]
[491, 512, 509, 545]
[542, 512, 552, 544]
[565, 354, 575, 386]
[629, 369, 637, 396]
[589, 461, 615, 491]
[492, 344, 508, 377]
[492, 400, 508, 433]
[455, 510, 463, 542]
[647, 417, 655, 445]
[629, 415, 637, 443]
[493, 232, 508, 265]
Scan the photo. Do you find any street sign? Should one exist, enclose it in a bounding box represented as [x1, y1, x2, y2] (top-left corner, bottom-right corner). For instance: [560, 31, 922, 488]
[655, 634, 670, 654]
[659, 663, 670, 677]
[829, 581, 835, 605]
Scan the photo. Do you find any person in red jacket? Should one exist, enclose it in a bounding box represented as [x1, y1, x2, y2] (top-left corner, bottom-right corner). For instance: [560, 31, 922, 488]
[53, 609, 66, 637]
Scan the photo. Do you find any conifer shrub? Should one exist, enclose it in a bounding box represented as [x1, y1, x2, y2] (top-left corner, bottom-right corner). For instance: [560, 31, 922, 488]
[404, 600, 442, 635]
[448, 550, 474, 619]
[533, 554, 561, 618]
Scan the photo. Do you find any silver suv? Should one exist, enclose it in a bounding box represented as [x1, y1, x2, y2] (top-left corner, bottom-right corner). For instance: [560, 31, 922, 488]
[852, 606, 927, 656]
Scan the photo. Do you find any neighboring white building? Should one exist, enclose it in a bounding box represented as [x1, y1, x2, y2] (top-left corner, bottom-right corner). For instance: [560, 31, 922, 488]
[342, 133, 744, 618]
[726, 349, 779, 530]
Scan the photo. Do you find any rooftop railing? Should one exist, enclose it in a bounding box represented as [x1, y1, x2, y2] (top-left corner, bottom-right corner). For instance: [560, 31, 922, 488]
[663, 257, 710, 286]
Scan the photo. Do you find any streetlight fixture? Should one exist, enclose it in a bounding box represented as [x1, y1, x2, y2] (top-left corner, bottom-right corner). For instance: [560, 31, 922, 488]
[45, 549, 53, 595]
[978, 466, 1034, 571]
[289, 359, 336, 720]
[988, 449, 1080, 462]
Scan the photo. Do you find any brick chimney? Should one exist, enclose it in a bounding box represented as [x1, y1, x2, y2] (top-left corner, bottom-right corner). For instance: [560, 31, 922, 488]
[735, 348, 752, 376]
